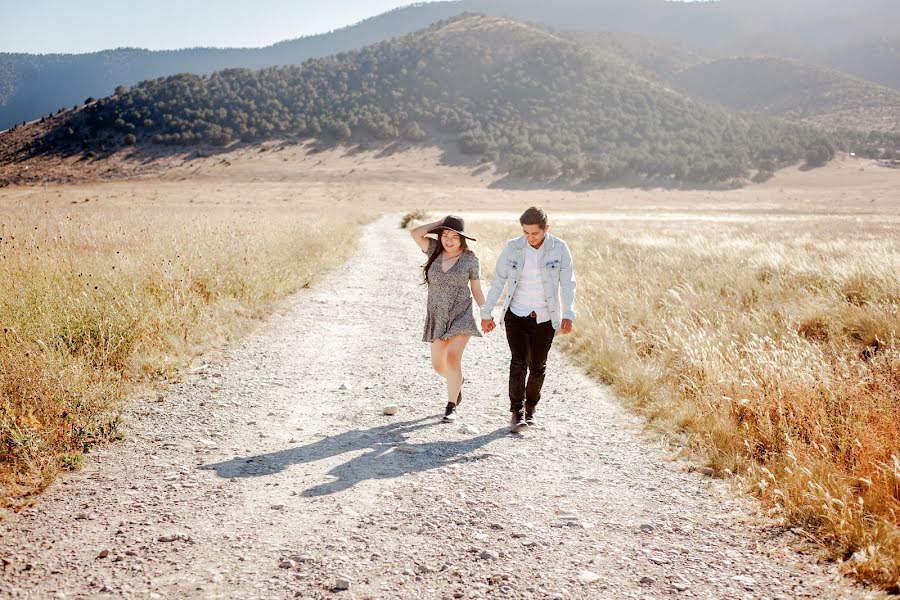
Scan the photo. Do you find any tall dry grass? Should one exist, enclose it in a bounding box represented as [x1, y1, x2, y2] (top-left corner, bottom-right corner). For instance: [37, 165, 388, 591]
[0, 201, 362, 511]
[474, 216, 899, 591]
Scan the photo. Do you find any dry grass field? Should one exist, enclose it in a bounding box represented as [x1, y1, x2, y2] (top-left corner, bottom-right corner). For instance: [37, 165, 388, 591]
[473, 211, 899, 591]
[0, 181, 366, 513]
[1, 141, 898, 590]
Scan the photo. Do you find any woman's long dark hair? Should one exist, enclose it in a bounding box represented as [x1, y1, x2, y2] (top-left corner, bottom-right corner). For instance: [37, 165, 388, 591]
[423, 232, 468, 284]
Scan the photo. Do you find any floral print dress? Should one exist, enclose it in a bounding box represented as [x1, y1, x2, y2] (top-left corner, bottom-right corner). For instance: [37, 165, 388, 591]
[422, 238, 483, 343]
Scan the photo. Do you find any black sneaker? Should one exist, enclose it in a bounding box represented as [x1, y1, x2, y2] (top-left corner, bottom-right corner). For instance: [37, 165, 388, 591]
[442, 402, 458, 423]
[509, 411, 527, 433]
[525, 411, 536, 427]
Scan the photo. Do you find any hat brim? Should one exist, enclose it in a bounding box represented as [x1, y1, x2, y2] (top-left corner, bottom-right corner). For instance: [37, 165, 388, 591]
[427, 226, 476, 241]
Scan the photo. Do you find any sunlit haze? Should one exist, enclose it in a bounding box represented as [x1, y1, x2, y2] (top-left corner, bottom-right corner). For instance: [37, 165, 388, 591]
[1, 0, 446, 54]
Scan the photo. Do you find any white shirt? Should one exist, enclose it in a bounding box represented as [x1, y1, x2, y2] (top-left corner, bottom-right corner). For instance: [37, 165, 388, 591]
[509, 242, 550, 323]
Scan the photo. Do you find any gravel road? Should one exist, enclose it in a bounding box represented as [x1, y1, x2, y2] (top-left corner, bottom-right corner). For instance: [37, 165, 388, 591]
[0, 216, 881, 600]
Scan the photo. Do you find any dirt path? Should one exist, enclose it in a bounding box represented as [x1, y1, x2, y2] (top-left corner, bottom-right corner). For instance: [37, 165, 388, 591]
[0, 216, 880, 600]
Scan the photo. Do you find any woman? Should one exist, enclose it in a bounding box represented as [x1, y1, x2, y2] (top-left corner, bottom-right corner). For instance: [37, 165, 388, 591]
[411, 215, 485, 422]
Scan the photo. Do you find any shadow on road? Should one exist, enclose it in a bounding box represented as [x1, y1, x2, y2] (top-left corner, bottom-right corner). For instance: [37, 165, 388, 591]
[201, 417, 508, 496]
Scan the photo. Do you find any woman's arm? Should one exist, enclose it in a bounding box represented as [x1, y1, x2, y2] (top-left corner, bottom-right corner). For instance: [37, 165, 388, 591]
[410, 219, 445, 253]
[470, 278, 486, 307]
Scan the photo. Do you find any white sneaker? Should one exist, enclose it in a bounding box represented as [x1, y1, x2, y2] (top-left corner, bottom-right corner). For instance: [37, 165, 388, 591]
[442, 403, 458, 423]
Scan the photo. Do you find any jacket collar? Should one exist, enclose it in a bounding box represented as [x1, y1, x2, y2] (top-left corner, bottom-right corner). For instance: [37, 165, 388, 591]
[514, 233, 556, 252]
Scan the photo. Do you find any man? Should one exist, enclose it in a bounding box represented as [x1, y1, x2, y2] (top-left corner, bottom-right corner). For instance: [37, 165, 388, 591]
[481, 207, 576, 433]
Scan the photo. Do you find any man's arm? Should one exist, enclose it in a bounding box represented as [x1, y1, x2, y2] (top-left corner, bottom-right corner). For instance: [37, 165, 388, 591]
[559, 241, 577, 326]
[481, 243, 510, 323]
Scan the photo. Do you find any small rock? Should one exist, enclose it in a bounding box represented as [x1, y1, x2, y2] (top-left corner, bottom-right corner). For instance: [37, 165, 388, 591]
[649, 555, 670, 565]
[672, 582, 690, 592]
[639, 523, 654, 532]
[577, 570, 601, 584]
[270, 504, 286, 511]
[732, 575, 755, 589]
[700, 467, 715, 476]
[639, 576, 654, 585]
[479, 550, 499, 561]
[289, 553, 315, 563]
[97, 549, 109, 559]
[334, 575, 351, 590]
[383, 404, 399, 416]
[279, 559, 295, 569]
[338, 383, 351, 391]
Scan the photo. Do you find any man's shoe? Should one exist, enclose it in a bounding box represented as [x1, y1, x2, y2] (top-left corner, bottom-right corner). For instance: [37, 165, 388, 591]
[525, 411, 536, 427]
[509, 411, 528, 433]
[442, 402, 458, 423]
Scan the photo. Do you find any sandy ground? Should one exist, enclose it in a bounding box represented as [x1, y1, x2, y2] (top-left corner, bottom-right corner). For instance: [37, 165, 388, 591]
[2, 142, 899, 218]
[0, 213, 887, 600]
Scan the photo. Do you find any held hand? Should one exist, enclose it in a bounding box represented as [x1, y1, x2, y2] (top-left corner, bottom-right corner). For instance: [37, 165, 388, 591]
[481, 319, 496, 334]
[560, 319, 573, 335]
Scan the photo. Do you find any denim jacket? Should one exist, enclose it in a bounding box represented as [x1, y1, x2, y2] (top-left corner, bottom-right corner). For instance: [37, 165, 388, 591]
[480, 233, 576, 330]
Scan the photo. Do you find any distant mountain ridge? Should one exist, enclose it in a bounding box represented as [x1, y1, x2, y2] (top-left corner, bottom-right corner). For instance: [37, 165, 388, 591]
[673, 58, 900, 135]
[3, 15, 846, 189]
[2, 0, 900, 131]
[0, 3, 463, 131]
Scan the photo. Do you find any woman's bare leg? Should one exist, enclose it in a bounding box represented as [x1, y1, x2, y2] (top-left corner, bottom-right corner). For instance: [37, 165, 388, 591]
[430, 340, 450, 378]
[445, 336, 470, 405]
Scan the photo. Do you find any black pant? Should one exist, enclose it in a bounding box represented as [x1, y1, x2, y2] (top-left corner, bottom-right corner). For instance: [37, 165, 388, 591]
[505, 309, 556, 414]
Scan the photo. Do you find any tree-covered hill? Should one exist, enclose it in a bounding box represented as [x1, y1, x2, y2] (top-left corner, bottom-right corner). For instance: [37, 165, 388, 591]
[0, 3, 464, 131]
[8, 15, 844, 187]
[568, 30, 713, 81]
[3, 0, 900, 131]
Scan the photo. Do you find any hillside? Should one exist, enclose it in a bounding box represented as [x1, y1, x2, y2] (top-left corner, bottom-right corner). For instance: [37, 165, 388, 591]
[816, 38, 900, 91]
[0, 3, 463, 131]
[1, 15, 843, 188]
[3, 0, 900, 131]
[674, 57, 900, 135]
[569, 30, 713, 80]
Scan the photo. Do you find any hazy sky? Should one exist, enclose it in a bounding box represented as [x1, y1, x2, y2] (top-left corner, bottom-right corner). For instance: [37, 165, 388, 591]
[1, 1, 447, 54]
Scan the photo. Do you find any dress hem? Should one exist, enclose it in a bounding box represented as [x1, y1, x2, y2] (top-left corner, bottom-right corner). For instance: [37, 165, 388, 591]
[423, 330, 483, 343]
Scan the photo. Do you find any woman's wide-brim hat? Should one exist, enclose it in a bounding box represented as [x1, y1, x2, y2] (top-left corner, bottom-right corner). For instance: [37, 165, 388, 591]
[427, 215, 476, 241]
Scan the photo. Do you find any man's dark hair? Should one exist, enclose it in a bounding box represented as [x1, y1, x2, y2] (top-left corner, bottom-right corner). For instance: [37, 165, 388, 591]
[519, 206, 548, 229]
